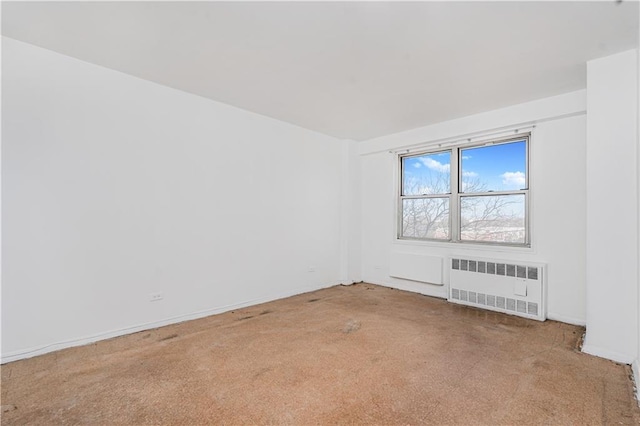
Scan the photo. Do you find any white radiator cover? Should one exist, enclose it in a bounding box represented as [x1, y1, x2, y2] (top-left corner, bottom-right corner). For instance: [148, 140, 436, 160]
[390, 252, 443, 285]
[449, 257, 546, 321]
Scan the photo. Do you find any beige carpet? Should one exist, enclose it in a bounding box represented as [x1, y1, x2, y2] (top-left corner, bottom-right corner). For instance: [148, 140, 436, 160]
[2, 283, 639, 425]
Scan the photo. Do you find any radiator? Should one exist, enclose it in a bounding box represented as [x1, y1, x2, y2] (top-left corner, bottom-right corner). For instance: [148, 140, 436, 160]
[449, 257, 546, 321]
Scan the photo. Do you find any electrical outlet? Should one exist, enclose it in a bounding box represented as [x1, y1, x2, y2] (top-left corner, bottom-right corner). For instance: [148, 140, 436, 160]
[149, 292, 164, 302]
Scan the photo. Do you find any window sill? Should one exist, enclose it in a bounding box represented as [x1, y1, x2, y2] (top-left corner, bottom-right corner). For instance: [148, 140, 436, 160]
[393, 238, 534, 254]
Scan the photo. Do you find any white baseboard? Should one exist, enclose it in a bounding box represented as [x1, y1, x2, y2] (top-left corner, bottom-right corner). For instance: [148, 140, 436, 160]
[1, 281, 341, 364]
[546, 312, 586, 326]
[581, 344, 636, 364]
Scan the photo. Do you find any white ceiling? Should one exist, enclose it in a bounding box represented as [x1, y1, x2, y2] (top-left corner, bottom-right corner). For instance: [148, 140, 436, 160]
[2, 1, 638, 141]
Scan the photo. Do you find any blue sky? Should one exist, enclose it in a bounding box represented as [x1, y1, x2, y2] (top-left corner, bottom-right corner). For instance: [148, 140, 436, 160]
[403, 140, 527, 194]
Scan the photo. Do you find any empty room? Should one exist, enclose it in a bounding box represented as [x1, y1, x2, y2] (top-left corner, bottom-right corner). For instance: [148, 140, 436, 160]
[2, 1, 640, 424]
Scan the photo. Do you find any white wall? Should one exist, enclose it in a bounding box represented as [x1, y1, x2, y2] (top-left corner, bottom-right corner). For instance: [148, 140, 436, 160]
[583, 49, 639, 364]
[637, 46, 640, 393]
[4, 36, 639, 370]
[2, 37, 345, 362]
[346, 140, 363, 283]
[637, 46, 640, 398]
[358, 90, 588, 325]
[338, 139, 362, 284]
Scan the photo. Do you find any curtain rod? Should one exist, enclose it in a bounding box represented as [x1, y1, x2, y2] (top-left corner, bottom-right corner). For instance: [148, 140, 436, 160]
[388, 125, 536, 155]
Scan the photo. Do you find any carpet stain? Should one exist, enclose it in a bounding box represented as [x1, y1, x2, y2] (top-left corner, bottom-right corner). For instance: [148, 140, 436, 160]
[342, 319, 361, 333]
[237, 316, 254, 321]
[158, 334, 178, 342]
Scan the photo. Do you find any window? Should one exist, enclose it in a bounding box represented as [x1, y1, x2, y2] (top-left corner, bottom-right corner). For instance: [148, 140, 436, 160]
[399, 135, 529, 246]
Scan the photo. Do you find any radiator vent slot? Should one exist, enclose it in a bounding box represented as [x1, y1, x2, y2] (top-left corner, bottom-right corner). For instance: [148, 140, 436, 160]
[477, 293, 486, 305]
[449, 257, 545, 321]
[487, 294, 496, 306]
[450, 288, 541, 318]
[517, 266, 527, 279]
[451, 258, 539, 280]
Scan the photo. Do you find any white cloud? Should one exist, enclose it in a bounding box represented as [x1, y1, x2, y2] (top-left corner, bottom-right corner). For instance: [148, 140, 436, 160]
[501, 171, 526, 188]
[462, 171, 478, 178]
[462, 155, 472, 160]
[419, 157, 450, 173]
[413, 162, 422, 168]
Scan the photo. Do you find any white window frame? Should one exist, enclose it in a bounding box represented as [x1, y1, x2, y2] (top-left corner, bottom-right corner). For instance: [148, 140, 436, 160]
[398, 133, 530, 247]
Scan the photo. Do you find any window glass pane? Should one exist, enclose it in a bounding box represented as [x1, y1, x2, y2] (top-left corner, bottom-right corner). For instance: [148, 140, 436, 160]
[402, 198, 450, 239]
[402, 151, 450, 195]
[460, 194, 525, 244]
[460, 140, 526, 193]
